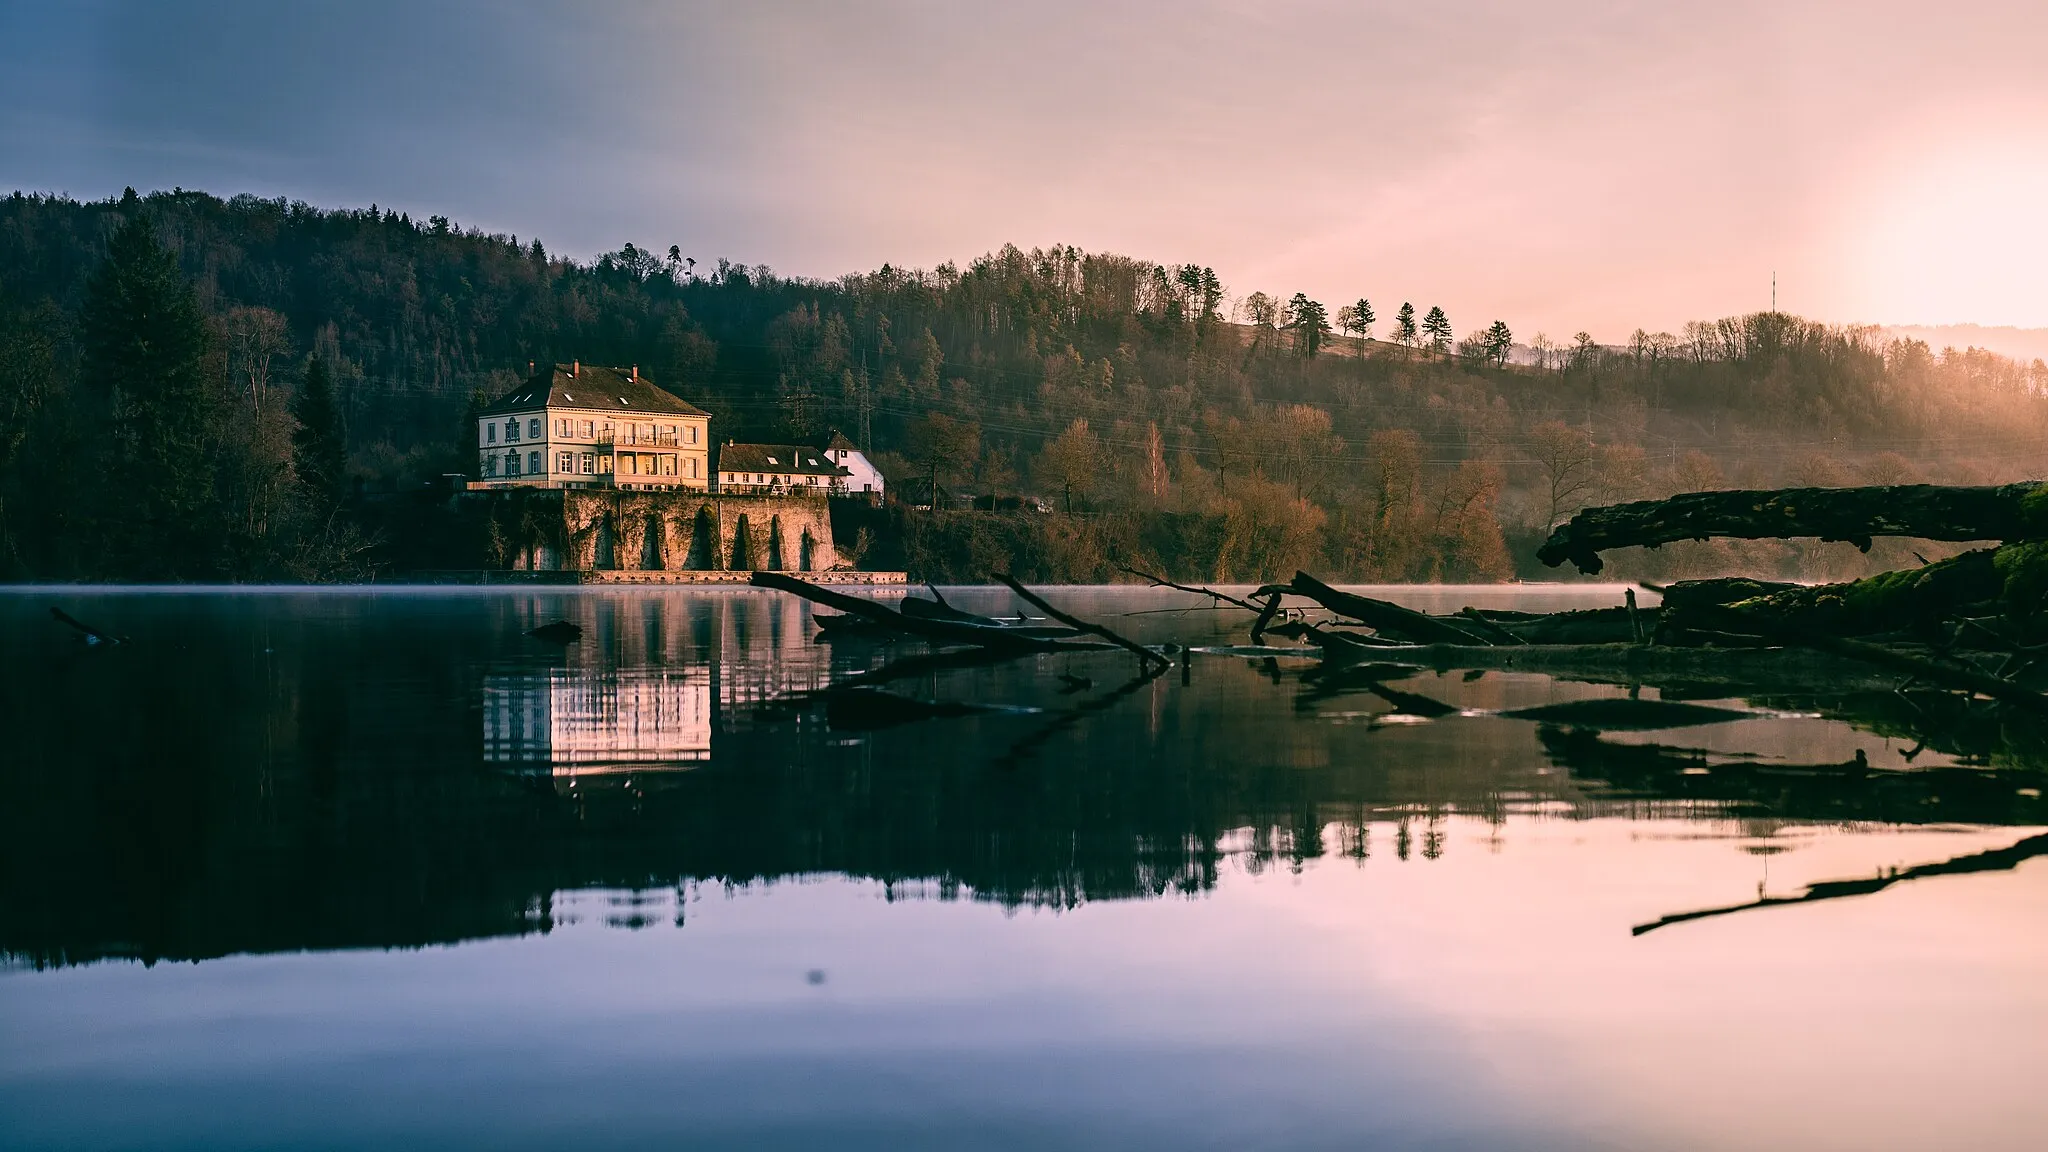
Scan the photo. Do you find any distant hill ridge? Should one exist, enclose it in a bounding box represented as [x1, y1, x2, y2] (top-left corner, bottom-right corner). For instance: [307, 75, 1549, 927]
[1878, 325, 2048, 365]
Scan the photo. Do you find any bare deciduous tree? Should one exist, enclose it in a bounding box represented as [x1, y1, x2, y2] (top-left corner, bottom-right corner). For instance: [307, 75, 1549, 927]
[223, 305, 291, 411]
[1037, 418, 1101, 514]
[1528, 420, 1599, 527]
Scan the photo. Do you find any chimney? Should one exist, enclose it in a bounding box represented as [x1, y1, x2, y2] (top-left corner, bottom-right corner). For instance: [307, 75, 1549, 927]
[631, 364, 638, 382]
[572, 359, 579, 378]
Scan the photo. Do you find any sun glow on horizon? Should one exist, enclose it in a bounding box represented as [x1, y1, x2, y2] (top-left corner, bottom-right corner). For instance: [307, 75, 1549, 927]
[1841, 123, 2048, 327]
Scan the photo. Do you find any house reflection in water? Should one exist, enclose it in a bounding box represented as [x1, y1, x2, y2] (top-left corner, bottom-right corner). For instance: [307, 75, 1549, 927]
[483, 669, 711, 777]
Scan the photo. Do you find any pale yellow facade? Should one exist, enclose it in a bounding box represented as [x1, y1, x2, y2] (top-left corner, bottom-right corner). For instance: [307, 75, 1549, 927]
[473, 364, 712, 491]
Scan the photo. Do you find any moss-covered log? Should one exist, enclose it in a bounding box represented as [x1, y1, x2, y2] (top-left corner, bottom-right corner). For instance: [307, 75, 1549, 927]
[1659, 549, 2003, 639]
[1539, 483, 2048, 574]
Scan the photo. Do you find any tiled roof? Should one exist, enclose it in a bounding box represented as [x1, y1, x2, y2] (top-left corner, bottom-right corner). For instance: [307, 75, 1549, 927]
[718, 443, 849, 477]
[824, 430, 859, 453]
[481, 364, 710, 417]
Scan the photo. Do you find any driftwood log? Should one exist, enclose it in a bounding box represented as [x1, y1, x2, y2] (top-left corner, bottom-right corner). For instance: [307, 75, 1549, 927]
[1286, 572, 1494, 646]
[1539, 483, 2048, 574]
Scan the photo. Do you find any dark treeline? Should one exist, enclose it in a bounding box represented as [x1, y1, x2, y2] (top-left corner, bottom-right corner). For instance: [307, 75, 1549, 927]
[5, 187, 2046, 581]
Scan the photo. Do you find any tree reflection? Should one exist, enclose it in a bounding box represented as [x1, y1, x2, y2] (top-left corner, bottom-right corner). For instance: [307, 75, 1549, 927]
[4, 592, 2047, 968]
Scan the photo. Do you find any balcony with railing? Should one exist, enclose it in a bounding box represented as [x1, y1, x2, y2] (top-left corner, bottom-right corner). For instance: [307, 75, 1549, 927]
[594, 429, 685, 448]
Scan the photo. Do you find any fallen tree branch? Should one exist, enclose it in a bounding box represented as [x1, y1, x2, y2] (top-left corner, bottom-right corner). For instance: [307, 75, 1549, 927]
[751, 572, 1103, 655]
[1115, 565, 1265, 613]
[1539, 483, 2046, 575]
[997, 573, 1171, 673]
[1288, 572, 1493, 646]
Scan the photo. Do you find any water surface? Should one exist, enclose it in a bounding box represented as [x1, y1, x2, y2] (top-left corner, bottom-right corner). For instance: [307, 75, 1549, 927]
[3, 586, 2046, 1151]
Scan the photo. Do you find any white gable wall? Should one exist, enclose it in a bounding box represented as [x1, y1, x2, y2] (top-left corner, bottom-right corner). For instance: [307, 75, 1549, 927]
[826, 447, 886, 495]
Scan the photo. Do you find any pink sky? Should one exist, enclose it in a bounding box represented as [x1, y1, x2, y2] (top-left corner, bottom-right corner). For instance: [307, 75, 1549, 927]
[6, 1, 2047, 339]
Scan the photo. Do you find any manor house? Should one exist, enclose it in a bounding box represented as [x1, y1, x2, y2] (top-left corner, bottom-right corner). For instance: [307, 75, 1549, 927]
[474, 362, 711, 490]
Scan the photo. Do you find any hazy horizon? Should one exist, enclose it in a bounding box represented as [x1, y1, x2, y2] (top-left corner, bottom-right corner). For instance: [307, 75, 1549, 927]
[5, 0, 2047, 342]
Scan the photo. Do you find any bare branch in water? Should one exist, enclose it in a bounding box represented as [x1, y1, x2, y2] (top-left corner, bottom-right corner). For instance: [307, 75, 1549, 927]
[1633, 832, 2048, 936]
[997, 573, 1169, 674]
[1115, 564, 1264, 614]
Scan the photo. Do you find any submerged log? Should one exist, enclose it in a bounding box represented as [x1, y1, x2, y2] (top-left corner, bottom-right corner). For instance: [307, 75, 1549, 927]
[1538, 483, 2048, 574]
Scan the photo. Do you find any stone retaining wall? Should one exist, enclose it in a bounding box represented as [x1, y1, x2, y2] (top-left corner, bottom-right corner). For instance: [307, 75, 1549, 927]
[463, 490, 844, 575]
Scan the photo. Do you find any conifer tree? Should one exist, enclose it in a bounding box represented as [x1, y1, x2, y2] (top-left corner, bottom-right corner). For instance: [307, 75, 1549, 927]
[1394, 302, 1418, 347]
[293, 354, 348, 508]
[1422, 306, 1453, 354]
[1350, 298, 1375, 342]
[80, 192, 221, 575]
[1484, 320, 1514, 367]
[1283, 293, 1331, 358]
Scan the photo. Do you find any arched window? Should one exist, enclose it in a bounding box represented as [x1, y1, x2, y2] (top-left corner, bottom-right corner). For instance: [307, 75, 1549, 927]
[506, 453, 521, 476]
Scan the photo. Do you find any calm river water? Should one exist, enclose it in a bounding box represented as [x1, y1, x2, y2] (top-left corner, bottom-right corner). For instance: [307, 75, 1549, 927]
[3, 586, 2046, 1151]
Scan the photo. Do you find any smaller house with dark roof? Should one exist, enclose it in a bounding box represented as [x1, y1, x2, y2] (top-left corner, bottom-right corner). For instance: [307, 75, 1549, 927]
[716, 442, 849, 495]
[475, 362, 711, 491]
[822, 430, 885, 498]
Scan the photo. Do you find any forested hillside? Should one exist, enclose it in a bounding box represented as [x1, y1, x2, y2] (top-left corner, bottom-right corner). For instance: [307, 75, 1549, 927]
[4, 187, 2046, 582]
